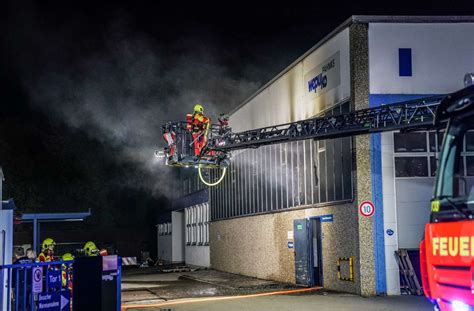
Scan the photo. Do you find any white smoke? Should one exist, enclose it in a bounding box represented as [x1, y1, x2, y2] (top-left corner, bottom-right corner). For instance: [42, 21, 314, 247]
[17, 19, 260, 198]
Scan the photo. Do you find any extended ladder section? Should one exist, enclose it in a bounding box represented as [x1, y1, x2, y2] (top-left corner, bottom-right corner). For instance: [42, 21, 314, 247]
[161, 86, 474, 171]
[209, 95, 445, 152]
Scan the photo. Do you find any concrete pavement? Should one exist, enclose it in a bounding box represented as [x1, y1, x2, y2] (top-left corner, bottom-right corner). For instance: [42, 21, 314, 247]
[124, 292, 433, 311]
[122, 267, 296, 305]
[121, 267, 433, 311]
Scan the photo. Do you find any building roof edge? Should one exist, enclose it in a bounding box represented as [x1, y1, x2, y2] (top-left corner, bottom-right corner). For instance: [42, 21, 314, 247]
[229, 15, 474, 116]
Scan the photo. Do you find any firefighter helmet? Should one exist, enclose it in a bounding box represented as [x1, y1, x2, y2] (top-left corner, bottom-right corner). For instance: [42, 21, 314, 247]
[62, 253, 74, 261]
[41, 238, 55, 251]
[194, 104, 204, 114]
[83, 241, 99, 256]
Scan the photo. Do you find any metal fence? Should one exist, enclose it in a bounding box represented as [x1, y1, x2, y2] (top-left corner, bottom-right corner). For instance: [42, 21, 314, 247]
[0, 257, 122, 311]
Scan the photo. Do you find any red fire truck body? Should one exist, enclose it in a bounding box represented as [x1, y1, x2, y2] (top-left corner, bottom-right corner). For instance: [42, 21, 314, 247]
[420, 85, 474, 311]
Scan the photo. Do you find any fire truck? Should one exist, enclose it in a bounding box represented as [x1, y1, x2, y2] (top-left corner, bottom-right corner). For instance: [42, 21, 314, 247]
[160, 77, 474, 308]
[420, 84, 474, 311]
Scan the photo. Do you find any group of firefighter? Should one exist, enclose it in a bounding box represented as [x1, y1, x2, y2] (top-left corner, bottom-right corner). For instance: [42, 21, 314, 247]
[37, 238, 107, 290]
[36, 238, 107, 290]
[163, 103, 229, 158]
[12, 238, 107, 309]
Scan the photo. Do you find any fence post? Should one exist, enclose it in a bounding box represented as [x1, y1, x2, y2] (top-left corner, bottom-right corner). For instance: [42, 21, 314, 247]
[117, 256, 121, 311]
[23, 268, 27, 311]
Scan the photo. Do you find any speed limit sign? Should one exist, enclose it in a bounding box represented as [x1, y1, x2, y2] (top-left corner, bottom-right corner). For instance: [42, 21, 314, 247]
[359, 201, 375, 217]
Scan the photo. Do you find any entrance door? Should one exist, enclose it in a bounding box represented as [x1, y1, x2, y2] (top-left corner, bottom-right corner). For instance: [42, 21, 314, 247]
[294, 219, 310, 286]
[311, 218, 323, 286]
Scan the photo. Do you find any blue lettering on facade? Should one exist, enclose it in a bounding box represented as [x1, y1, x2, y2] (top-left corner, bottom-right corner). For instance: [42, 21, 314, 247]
[307, 57, 336, 94]
[308, 74, 328, 93]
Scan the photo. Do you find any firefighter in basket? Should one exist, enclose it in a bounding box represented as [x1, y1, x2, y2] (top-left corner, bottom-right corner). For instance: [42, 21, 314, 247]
[186, 104, 210, 156]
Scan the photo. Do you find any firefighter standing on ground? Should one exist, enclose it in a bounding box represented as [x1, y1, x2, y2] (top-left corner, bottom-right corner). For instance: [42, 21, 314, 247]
[61, 253, 74, 291]
[186, 104, 210, 156]
[83, 241, 108, 257]
[37, 238, 55, 262]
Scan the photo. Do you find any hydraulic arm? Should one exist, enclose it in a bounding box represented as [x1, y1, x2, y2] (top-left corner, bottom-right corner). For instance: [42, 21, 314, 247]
[159, 88, 474, 179]
[209, 95, 443, 152]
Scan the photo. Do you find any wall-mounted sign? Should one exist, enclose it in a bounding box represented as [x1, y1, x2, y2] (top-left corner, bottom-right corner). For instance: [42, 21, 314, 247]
[359, 201, 375, 218]
[320, 214, 333, 222]
[288, 241, 294, 249]
[287, 231, 294, 239]
[32, 267, 43, 293]
[386, 229, 394, 236]
[304, 51, 341, 100]
[38, 291, 70, 311]
[46, 270, 61, 291]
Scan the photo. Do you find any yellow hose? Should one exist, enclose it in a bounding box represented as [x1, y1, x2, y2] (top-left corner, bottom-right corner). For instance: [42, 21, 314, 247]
[198, 166, 227, 187]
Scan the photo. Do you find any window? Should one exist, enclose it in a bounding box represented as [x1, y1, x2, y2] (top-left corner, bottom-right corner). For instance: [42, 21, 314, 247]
[185, 203, 210, 246]
[394, 130, 473, 178]
[466, 132, 474, 152]
[158, 222, 172, 236]
[429, 131, 445, 152]
[315, 102, 353, 203]
[394, 132, 426, 152]
[210, 101, 354, 220]
[430, 156, 437, 177]
[395, 157, 428, 177]
[467, 157, 474, 176]
[394, 132, 432, 177]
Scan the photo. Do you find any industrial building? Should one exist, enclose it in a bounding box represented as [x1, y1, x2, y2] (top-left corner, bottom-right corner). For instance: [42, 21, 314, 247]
[171, 16, 474, 296]
[157, 177, 210, 267]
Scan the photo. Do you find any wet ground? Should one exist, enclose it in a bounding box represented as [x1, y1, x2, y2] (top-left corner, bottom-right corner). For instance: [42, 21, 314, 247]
[122, 267, 296, 305]
[124, 294, 433, 311]
[121, 267, 433, 310]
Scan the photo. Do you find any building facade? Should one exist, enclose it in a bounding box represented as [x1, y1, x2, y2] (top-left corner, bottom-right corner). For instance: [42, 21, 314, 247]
[208, 16, 474, 296]
[156, 169, 211, 267]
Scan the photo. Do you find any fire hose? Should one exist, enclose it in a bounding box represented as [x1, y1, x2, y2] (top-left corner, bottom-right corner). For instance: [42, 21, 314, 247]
[198, 165, 227, 187]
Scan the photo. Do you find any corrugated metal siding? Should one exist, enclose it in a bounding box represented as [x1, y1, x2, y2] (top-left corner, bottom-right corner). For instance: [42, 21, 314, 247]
[210, 102, 354, 221]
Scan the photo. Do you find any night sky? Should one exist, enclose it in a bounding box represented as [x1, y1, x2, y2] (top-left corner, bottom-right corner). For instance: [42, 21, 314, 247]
[2, 0, 474, 254]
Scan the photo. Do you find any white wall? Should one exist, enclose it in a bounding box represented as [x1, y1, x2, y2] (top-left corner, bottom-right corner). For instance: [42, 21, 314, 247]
[185, 246, 210, 267]
[184, 203, 210, 267]
[231, 28, 350, 132]
[171, 211, 184, 262]
[369, 23, 474, 94]
[395, 178, 434, 249]
[380, 132, 400, 295]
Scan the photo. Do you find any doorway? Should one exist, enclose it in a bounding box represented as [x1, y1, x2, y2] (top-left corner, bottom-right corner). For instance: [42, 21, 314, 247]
[293, 217, 323, 287]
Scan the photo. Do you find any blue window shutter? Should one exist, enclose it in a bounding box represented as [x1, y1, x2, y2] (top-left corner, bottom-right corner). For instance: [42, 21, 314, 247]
[399, 48, 412, 77]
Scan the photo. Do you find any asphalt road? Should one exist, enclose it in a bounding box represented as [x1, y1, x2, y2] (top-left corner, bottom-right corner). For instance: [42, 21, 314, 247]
[125, 293, 433, 311]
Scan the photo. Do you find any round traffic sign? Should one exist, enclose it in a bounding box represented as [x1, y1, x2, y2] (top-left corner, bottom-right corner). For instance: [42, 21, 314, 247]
[359, 201, 375, 217]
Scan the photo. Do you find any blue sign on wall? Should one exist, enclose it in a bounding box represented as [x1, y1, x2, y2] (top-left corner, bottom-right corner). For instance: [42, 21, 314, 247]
[288, 241, 294, 248]
[320, 214, 333, 222]
[46, 270, 61, 291]
[38, 291, 70, 311]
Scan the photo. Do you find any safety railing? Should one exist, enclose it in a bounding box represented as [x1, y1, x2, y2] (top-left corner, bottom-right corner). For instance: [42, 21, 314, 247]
[0, 260, 72, 311]
[0, 256, 122, 311]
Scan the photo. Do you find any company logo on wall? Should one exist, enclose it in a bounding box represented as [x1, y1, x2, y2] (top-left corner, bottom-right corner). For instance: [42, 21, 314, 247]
[305, 51, 341, 99]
